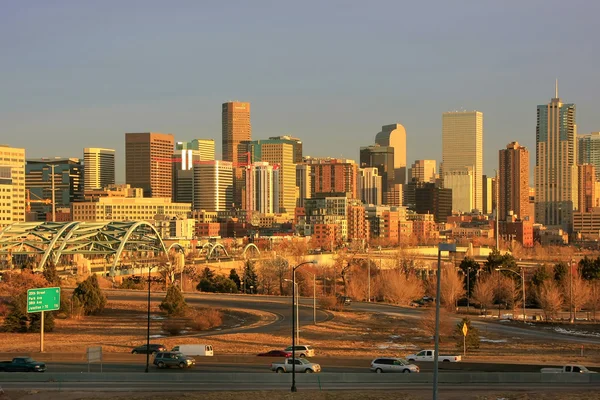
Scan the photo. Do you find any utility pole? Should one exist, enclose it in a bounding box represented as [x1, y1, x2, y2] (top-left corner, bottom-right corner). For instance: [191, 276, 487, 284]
[49, 164, 56, 222]
[366, 247, 371, 302]
[570, 258, 574, 324]
[494, 169, 499, 250]
[313, 274, 317, 325]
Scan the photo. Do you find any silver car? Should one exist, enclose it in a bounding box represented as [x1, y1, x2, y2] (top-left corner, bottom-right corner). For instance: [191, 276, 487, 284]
[370, 357, 419, 373]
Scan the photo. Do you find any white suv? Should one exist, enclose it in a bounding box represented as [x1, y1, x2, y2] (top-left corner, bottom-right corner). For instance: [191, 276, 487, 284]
[284, 345, 315, 358]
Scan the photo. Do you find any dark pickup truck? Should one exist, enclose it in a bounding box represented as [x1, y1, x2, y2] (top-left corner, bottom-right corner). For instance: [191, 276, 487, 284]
[0, 357, 46, 372]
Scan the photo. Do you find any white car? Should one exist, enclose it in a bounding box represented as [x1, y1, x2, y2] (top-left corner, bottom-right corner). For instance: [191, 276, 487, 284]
[370, 358, 420, 373]
[284, 345, 315, 358]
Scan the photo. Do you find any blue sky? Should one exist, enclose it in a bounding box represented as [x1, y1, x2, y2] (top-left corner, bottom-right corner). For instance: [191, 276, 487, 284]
[2, 0, 599, 182]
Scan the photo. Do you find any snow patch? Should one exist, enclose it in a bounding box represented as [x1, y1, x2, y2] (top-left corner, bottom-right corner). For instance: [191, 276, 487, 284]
[390, 335, 401, 339]
[480, 337, 508, 343]
[150, 315, 166, 320]
[377, 342, 418, 350]
[554, 327, 600, 338]
[149, 335, 165, 339]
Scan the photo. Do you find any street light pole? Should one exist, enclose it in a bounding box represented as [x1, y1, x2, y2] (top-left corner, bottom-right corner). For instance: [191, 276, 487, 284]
[366, 248, 371, 302]
[289, 260, 318, 393]
[433, 243, 456, 400]
[313, 274, 317, 325]
[145, 264, 152, 373]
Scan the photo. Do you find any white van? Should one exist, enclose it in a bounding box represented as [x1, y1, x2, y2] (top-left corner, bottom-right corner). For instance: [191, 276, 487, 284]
[171, 344, 214, 357]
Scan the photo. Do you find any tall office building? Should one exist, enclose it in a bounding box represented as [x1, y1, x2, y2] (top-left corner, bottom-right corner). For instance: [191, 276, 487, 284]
[125, 132, 174, 198]
[172, 139, 215, 204]
[248, 139, 296, 213]
[578, 132, 600, 180]
[482, 175, 497, 215]
[443, 167, 474, 213]
[578, 164, 595, 213]
[296, 164, 311, 207]
[245, 162, 277, 214]
[375, 124, 407, 184]
[193, 161, 233, 212]
[358, 167, 382, 205]
[26, 158, 83, 221]
[534, 86, 578, 231]
[222, 102, 251, 163]
[498, 142, 530, 220]
[269, 135, 302, 163]
[305, 158, 358, 199]
[442, 111, 483, 211]
[83, 148, 115, 190]
[409, 160, 436, 183]
[360, 145, 394, 199]
[0, 166, 13, 229]
[0, 145, 25, 222]
[415, 183, 452, 223]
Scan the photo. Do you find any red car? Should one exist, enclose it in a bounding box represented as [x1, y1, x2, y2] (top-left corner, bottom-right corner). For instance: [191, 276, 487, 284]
[257, 350, 292, 357]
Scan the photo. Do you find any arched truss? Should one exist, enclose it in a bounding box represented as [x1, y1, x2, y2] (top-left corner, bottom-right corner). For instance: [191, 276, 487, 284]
[0, 221, 167, 274]
[167, 242, 185, 254]
[207, 243, 229, 259]
[241, 243, 260, 259]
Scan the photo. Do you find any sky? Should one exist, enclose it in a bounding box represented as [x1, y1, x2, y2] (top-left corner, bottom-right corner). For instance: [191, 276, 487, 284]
[2, 0, 600, 183]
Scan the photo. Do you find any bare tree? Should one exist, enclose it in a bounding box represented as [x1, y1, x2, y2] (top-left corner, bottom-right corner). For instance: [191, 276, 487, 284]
[419, 307, 453, 343]
[378, 269, 424, 306]
[563, 269, 592, 321]
[472, 273, 495, 314]
[440, 265, 465, 311]
[538, 281, 564, 320]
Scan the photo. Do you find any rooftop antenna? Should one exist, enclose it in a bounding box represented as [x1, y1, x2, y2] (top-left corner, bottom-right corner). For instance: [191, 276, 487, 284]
[555, 79, 558, 98]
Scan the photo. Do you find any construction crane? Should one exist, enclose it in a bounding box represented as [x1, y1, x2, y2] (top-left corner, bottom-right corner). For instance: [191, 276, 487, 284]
[26, 190, 52, 213]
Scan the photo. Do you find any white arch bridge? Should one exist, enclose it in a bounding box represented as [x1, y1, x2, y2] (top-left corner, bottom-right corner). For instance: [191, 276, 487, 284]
[0, 221, 168, 276]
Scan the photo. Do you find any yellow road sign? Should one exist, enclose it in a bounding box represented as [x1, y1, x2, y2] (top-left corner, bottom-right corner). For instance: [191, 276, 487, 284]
[462, 323, 468, 337]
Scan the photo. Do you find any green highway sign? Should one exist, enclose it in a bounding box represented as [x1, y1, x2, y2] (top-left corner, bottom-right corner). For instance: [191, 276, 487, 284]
[27, 287, 61, 313]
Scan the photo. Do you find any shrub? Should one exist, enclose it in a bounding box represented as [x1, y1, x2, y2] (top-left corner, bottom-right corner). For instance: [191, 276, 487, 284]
[72, 274, 107, 315]
[455, 317, 480, 351]
[161, 318, 186, 335]
[196, 275, 238, 293]
[187, 308, 223, 331]
[28, 311, 55, 333]
[160, 285, 187, 316]
[318, 296, 342, 311]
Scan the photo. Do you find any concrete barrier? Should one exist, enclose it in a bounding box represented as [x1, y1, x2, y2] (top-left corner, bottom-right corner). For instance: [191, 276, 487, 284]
[0, 372, 597, 385]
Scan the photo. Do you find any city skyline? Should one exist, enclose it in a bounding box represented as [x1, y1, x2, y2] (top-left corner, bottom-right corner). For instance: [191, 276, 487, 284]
[2, 2, 599, 183]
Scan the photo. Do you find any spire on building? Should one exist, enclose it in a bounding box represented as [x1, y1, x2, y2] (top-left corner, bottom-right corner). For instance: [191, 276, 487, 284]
[555, 79, 558, 99]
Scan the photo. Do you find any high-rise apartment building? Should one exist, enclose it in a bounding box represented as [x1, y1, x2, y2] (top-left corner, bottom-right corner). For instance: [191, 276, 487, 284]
[306, 158, 358, 200]
[125, 132, 174, 198]
[193, 161, 233, 212]
[443, 167, 474, 213]
[578, 132, 600, 180]
[245, 162, 277, 214]
[409, 160, 436, 183]
[360, 145, 394, 199]
[248, 139, 296, 213]
[172, 139, 215, 204]
[222, 102, 251, 163]
[83, 148, 115, 190]
[578, 164, 595, 213]
[0, 145, 25, 222]
[26, 158, 83, 221]
[534, 87, 578, 231]
[498, 142, 530, 221]
[295, 164, 311, 207]
[375, 124, 407, 184]
[358, 167, 382, 205]
[442, 111, 483, 211]
[415, 183, 452, 223]
[482, 175, 497, 215]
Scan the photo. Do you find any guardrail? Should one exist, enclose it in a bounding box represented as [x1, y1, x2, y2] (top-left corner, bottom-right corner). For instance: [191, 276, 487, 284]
[0, 372, 598, 385]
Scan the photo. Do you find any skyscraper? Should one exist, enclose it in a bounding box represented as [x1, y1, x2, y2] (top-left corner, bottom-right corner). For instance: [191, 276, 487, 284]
[0, 145, 25, 222]
[409, 160, 436, 183]
[578, 164, 595, 213]
[578, 132, 600, 180]
[222, 102, 251, 163]
[295, 164, 311, 207]
[0, 166, 13, 229]
[534, 86, 577, 230]
[193, 161, 233, 211]
[499, 142, 530, 221]
[172, 139, 215, 204]
[83, 148, 115, 190]
[375, 124, 407, 184]
[360, 145, 394, 199]
[269, 135, 303, 163]
[245, 162, 277, 214]
[358, 167, 382, 205]
[442, 111, 483, 211]
[247, 139, 296, 213]
[443, 167, 474, 213]
[125, 132, 174, 198]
